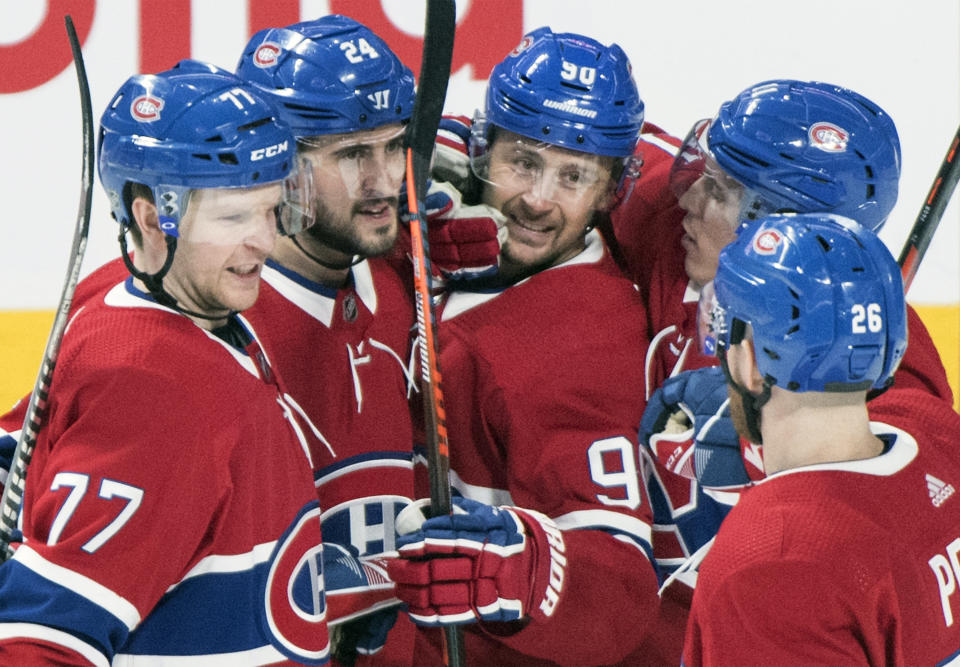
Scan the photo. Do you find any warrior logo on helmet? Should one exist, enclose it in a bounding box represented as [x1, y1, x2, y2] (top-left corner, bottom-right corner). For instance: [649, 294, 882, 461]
[131, 95, 164, 122]
[808, 122, 849, 153]
[254, 42, 282, 68]
[752, 228, 783, 255]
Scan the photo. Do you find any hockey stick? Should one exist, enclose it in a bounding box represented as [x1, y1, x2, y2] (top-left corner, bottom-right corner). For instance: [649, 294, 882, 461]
[404, 1, 465, 665]
[898, 123, 960, 293]
[0, 15, 94, 561]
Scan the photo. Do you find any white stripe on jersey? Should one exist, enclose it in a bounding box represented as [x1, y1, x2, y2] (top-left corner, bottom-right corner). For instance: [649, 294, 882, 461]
[174, 541, 277, 590]
[449, 470, 514, 507]
[14, 545, 141, 629]
[0, 622, 110, 667]
[316, 458, 414, 488]
[553, 509, 653, 550]
[113, 643, 286, 666]
[641, 133, 681, 158]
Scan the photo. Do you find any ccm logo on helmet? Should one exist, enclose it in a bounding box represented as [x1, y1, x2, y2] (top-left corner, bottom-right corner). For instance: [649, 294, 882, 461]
[254, 42, 282, 68]
[131, 95, 164, 122]
[752, 229, 783, 255]
[809, 122, 848, 153]
[251, 141, 289, 161]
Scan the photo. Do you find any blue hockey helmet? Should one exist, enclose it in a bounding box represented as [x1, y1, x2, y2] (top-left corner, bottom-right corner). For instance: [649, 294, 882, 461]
[98, 60, 296, 235]
[705, 80, 901, 232]
[235, 14, 416, 137]
[709, 212, 907, 392]
[476, 26, 644, 158]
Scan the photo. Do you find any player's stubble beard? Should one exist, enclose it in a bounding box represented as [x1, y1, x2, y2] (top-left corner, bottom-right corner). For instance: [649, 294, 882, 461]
[727, 382, 763, 446]
[305, 195, 400, 259]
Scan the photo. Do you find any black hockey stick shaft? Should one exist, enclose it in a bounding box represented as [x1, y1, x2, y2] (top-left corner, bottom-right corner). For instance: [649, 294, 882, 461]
[0, 15, 94, 561]
[898, 123, 960, 293]
[404, 1, 465, 665]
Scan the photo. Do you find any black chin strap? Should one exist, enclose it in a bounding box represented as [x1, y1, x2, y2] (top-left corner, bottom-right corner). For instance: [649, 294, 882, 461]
[119, 228, 234, 322]
[291, 235, 362, 271]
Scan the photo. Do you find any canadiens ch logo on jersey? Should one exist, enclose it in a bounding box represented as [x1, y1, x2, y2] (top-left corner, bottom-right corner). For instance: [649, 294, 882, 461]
[261, 503, 331, 665]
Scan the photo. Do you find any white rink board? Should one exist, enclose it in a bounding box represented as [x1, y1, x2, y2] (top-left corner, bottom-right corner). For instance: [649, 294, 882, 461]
[1, 0, 957, 308]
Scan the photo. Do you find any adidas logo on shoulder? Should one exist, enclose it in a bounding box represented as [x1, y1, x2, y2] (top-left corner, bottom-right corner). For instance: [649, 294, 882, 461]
[926, 474, 956, 508]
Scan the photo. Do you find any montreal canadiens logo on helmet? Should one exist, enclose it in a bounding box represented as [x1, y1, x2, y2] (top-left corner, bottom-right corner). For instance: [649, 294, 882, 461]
[809, 122, 848, 153]
[131, 96, 164, 122]
[752, 228, 783, 255]
[510, 36, 534, 57]
[253, 42, 282, 68]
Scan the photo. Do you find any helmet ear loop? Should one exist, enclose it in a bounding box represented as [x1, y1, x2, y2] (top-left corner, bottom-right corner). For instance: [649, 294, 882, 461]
[119, 228, 178, 307]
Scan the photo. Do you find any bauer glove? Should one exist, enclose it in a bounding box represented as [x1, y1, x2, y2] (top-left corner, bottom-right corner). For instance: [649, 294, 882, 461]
[387, 497, 567, 626]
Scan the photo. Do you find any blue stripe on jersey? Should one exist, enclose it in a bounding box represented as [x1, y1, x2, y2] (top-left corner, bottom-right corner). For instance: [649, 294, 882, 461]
[0, 560, 124, 659]
[265, 258, 338, 298]
[314, 450, 413, 483]
[938, 646, 960, 666]
[122, 563, 271, 655]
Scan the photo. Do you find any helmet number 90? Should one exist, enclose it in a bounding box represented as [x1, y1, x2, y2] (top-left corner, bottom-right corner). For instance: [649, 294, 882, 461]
[560, 62, 596, 87]
[341, 38, 381, 64]
[851, 303, 883, 334]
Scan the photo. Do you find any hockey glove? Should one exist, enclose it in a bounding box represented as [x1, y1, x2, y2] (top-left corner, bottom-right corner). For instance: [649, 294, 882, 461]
[432, 114, 472, 188]
[386, 497, 567, 626]
[401, 180, 507, 282]
[640, 366, 762, 488]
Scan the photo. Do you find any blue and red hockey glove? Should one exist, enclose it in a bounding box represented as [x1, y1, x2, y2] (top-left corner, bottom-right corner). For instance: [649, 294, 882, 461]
[640, 366, 764, 488]
[433, 114, 473, 187]
[400, 180, 506, 282]
[386, 497, 567, 626]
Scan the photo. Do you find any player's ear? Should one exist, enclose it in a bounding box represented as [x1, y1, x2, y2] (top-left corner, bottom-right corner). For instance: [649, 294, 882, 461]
[130, 197, 163, 247]
[737, 338, 765, 394]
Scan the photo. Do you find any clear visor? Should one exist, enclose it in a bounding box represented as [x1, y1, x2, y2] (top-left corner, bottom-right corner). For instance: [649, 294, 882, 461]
[296, 124, 407, 203]
[153, 161, 315, 240]
[159, 181, 287, 247]
[469, 119, 616, 206]
[696, 279, 729, 357]
[670, 118, 778, 229]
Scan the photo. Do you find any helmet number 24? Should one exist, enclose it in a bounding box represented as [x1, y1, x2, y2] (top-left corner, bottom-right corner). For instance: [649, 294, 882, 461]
[340, 38, 381, 64]
[851, 303, 883, 334]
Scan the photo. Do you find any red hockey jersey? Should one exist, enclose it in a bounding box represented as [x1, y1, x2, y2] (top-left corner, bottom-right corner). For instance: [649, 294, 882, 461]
[408, 231, 678, 666]
[685, 389, 960, 665]
[0, 279, 331, 665]
[246, 257, 420, 666]
[612, 124, 954, 403]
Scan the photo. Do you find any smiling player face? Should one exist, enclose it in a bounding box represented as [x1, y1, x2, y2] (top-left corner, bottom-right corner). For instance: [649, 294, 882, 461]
[163, 183, 283, 319]
[480, 130, 615, 277]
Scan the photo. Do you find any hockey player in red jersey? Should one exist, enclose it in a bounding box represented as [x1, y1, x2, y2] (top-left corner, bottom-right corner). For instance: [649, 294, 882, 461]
[620, 79, 951, 402]
[631, 81, 955, 607]
[234, 16, 509, 664]
[385, 28, 682, 666]
[684, 212, 960, 665]
[0, 62, 398, 665]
